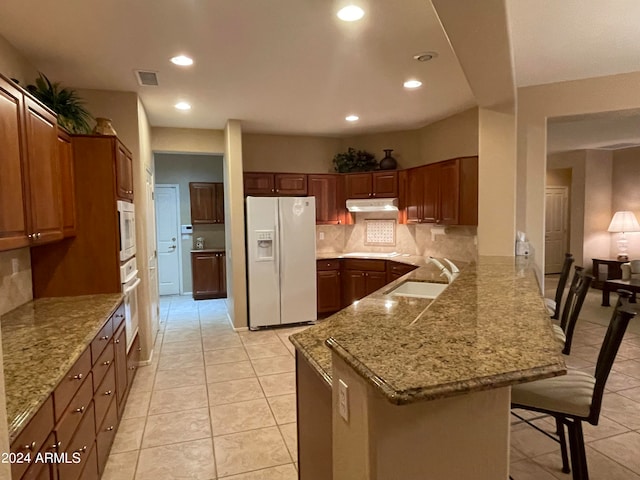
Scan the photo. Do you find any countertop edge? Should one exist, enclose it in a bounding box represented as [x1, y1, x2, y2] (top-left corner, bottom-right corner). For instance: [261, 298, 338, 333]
[290, 336, 333, 388]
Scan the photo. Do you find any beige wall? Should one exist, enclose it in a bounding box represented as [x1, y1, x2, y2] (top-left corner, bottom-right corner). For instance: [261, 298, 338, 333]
[547, 151, 586, 267]
[519, 71, 640, 276]
[243, 133, 340, 173]
[612, 147, 640, 260]
[155, 153, 225, 293]
[416, 108, 479, 167]
[0, 34, 37, 85]
[224, 120, 248, 329]
[546, 168, 572, 187]
[339, 130, 421, 170]
[583, 150, 613, 269]
[152, 127, 225, 154]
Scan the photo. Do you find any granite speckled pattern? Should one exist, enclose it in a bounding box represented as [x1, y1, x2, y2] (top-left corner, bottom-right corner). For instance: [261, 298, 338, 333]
[291, 256, 566, 405]
[1, 294, 123, 442]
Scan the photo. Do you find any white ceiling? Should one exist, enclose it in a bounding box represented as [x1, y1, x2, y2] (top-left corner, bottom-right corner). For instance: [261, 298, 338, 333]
[2, 1, 640, 139]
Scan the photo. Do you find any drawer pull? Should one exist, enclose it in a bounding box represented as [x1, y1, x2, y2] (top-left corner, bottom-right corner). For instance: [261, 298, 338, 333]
[104, 390, 113, 396]
[115, 339, 120, 344]
[100, 335, 110, 341]
[115, 314, 124, 319]
[106, 426, 114, 432]
[75, 445, 87, 455]
[103, 360, 111, 366]
[23, 441, 36, 451]
[51, 441, 61, 451]
[129, 366, 136, 371]
[72, 373, 83, 380]
[74, 406, 85, 414]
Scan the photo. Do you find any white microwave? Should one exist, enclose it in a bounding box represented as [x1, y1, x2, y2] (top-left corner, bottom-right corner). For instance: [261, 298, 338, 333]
[117, 200, 136, 261]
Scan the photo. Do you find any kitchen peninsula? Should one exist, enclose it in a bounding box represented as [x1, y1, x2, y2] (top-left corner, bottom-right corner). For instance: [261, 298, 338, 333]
[291, 256, 565, 480]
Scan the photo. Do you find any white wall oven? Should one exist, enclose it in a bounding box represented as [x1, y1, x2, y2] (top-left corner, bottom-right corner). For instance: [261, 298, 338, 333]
[121, 256, 141, 352]
[118, 200, 136, 261]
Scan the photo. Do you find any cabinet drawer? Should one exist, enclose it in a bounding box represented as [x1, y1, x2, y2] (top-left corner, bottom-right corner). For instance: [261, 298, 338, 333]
[54, 348, 92, 421]
[90, 317, 113, 365]
[93, 364, 116, 430]
[58, 402, 95, 480]
[387, 262, 417, 275]
[92, 343, 114, 392]
[95, 396, 118, 475]
[56, 374, 93, 450]
[21, 431, 57, 480]
[10, 396, 54, 480]
[342, 259, 386, 272]
[78, 443, 98, 480]
[316, 259, 340, 271]
[126, 333, 140, 392]
[111, 303, 125, 333]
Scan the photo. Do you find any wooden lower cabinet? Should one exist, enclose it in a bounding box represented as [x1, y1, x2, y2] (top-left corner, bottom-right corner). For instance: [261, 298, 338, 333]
[386, 262, 418, 283]
[192, 251, 227, 300]
[316, 260, 341, 314]
[10, 302, 136, 480]
[341, 259, 387, 307]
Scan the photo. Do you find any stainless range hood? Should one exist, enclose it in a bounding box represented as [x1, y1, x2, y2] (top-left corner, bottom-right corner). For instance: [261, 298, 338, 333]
[346, 198, 399, 212]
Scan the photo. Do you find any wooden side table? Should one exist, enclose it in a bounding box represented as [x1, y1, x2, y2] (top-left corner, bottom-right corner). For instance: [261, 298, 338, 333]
[592, 258, 627, 292]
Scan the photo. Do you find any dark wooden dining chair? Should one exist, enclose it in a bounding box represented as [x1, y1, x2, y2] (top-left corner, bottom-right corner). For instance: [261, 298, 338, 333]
[545, 253, 575, 319]
[512, 290, 636, 480]
[551, 266, 593, 355]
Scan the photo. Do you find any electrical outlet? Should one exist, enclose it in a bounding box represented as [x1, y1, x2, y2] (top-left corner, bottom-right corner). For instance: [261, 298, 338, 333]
[338, 379, 349, 422]
[319, 232, 325, 240]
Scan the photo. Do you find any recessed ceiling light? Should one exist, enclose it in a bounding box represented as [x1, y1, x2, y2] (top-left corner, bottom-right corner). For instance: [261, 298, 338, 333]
[413, 51, 438, 62]
[175, 102, 191, 110]
[170, 55, 193, 66]
[337, 5, 365, 22]
[345, 115, 359, 122]
[403, 80, 422, 89]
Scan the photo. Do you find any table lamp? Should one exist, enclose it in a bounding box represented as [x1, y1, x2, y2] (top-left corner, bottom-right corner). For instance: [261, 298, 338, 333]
[608, 211, 640, 261]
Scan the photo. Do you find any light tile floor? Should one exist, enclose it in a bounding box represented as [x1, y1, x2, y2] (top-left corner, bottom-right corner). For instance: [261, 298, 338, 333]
[102, 295, 308, 480]
[104, 282, 640, 479]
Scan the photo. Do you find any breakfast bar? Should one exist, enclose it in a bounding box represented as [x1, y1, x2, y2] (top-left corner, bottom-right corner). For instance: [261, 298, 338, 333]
[290, 256, 565, 480]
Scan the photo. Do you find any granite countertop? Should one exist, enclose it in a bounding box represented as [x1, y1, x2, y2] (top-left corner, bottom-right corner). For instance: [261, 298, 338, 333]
[291, 256, 565, 405]
[316, 252, 428, 266]
[1, 294, 123, 442]
[191, 248, 226, 253]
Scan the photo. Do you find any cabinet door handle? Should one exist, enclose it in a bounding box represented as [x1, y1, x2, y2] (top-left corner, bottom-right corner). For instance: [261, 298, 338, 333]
[106, 426, 115, 432]
[129, 366, 136, 371]
[115, 313, 124, 319]
[23, 441, 36, 451]
[100, 335, 109, 341]
[51, 441, 61, 451]
[72, 373, 83, 380]
[74, 406, 85, 414]
[103, 360, 111, 366]
[372, 193, 376, 197]
[115, 339, 120, 344]
[28, 233, 34, 239]
[104, 390, 113, 396]
[75, 445, 88, 455]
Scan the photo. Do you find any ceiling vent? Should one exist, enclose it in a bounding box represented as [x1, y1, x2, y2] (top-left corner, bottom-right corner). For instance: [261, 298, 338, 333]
[135, 70, 159, 86]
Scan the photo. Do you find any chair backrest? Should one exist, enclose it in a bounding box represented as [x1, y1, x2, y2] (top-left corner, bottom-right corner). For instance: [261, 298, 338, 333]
[588, 291, 636, 424]
[559, 266, 593, 355]
[552, 253, 575, 320]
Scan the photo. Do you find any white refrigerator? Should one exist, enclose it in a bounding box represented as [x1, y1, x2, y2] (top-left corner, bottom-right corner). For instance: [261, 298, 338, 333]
[246, 196, 317, 328]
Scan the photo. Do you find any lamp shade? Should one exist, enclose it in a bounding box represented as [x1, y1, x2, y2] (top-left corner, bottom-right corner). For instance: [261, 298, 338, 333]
[608, 211, 640, 233]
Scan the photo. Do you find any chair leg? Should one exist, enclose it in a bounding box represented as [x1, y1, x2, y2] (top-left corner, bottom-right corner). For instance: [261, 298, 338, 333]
[556, 417, 570, 474]
[566, 419, 589, 480]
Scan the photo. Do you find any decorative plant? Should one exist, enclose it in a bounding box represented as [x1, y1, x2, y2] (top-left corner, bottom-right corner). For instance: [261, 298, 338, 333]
[332, 147, 378, 173]
[26, 73, 93, 134]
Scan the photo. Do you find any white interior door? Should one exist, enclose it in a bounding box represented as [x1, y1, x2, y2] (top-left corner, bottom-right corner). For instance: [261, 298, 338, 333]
[156, 185, 181, 295]
[545, 186, 569, 274]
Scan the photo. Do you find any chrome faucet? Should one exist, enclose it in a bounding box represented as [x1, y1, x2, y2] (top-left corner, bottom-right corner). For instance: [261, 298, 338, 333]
[443, 258, 459, 274]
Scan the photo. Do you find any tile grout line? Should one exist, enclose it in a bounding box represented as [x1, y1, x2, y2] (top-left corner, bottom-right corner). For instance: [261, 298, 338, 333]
[199, 303, 220, 480]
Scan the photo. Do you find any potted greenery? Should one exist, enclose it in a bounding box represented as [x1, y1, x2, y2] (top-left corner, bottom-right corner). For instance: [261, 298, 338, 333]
[332, 147, 378, 173]
[26, 73, 93, 134]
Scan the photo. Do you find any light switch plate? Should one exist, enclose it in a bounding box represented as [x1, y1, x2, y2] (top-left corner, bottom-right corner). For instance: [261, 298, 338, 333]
[338, 379, 349, 422]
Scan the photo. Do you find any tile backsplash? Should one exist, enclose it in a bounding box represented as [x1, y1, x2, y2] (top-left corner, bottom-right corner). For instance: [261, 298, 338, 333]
[0, 248, 32, 316]
[316, 212, 478, 263]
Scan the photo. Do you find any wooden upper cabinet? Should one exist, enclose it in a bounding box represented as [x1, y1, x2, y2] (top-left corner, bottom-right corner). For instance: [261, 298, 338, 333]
[345, 171, 398, 199]
[308, 174, 342, 224]
[58, 128, 77, 237]
[344, 173, 372, 199]
[244, 172, 275, 195]
[371, 171, 398, 197]
[0, 76, 29, 251]
[274, 173, 307, 195]
[23, 96, 63, 245]
[190, 182, 224, 224]
[115, 144, 133, 201]
[401, 157, 478, 226]
[244, 172, 307, 196]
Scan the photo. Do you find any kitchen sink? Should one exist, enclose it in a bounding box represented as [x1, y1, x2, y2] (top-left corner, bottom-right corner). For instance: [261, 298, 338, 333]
[388, 280, 448, 299]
